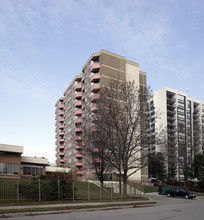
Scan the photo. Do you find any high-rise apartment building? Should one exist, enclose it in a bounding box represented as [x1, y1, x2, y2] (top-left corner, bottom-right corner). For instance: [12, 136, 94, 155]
[55, 50, 147, 181]
[148, 87, 204, 181]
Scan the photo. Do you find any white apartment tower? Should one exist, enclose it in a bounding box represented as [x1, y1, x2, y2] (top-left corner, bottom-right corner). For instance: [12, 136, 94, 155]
[148, 87, 204, 181]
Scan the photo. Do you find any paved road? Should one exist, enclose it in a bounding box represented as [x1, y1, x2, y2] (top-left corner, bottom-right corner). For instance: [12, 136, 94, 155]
[3, 195, 204, 220]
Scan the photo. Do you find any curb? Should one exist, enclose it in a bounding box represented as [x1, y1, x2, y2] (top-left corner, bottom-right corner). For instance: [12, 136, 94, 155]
[0, 202, 158, 218]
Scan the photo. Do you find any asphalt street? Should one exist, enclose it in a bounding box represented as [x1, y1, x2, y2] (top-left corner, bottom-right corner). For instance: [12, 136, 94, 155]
[4, 195, 204, 220]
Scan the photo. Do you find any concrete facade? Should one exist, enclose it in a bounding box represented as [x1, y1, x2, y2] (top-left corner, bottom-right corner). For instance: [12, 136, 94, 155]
[55, 50, 148, 182]
[0, 143, 48, 178]
[148, 87, 204, 181]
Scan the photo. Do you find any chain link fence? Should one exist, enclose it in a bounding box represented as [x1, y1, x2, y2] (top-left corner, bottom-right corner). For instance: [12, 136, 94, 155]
[0, 178, 144, 202]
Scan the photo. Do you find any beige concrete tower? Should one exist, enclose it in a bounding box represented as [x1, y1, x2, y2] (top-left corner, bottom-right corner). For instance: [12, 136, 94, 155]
[55, 50, 147, 182]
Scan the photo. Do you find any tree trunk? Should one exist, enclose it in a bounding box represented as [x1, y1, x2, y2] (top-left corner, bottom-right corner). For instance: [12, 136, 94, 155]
[119, 174, 122, 194]
[100, 181, 103, 201]
[123, 175, 127, 197]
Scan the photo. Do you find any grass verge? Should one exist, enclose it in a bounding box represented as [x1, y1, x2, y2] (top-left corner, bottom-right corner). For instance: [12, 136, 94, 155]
[0, 201, 157, 215]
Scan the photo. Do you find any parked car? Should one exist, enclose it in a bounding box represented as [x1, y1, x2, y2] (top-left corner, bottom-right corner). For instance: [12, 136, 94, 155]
[164, 188, 196, 199]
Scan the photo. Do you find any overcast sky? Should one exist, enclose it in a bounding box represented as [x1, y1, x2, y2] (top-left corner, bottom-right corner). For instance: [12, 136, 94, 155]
[0, 0, 204, 163]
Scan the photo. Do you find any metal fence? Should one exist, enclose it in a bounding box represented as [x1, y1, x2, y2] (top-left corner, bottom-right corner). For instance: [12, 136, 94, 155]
[0, 178, 144, 201]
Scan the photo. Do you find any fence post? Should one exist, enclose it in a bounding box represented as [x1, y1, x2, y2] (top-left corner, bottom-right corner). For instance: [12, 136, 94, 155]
[72, 181, 75, 202]
[58, 179, 60, 201]
[111, 182, 113, 200]
[17, 178, 19, 202]
[39, 179, 41, 202]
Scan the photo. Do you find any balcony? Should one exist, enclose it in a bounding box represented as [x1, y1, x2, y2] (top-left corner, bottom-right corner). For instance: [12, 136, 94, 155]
[90, 73, 100, 82]
[59, 104, 64, 109]
[75, 117, 83, 124]
[91, 94, 100, 102]
[167, 116, 176, 121]
[59, 131, 65, 136]
[91, 105, 98, 112]
[167, 109, 176, 115]
[59, 152, 65, 156]
[59, 111, 65, 116]
[92, 147, 99, 152]
[75, 162, 83, 167]
[74, 92, 82, 99]
[59, 117, 65, 122]
[59, 125, 65, 129]
[90, 62, 100, 72]
[75, 135, 82, 141]
[74, 83, 82, 91]
[59, 159, 65, 163]
[59, 138, 65, 143]
[91, 83, 100, 92]
[75, 127, 83, 133]
[59, 145, 65, 149]
[75, 109, 82, 116]
[75, 145, 82, 150]
[167, 97, 176, 104]
[75, 153, 83, 158]
[76, 170, 84, 175]
[74, 100, 82, 108]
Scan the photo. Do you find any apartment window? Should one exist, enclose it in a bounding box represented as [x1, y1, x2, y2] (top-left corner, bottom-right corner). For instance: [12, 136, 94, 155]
[22, 165, 43, 176]
[67, 87, 71, 95]
[68, 119, 72, 126]
[68, 104, 71, 111]
[68, 112, 71, 118]
[68, 127, 72, 133]
[0, 163, 18, 174]
[68, 97, 71, 103]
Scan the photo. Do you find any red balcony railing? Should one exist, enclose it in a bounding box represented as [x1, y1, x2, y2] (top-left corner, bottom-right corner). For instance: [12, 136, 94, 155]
[91, 94, 100, 102]
[90, 73, 100, 82]
[75, 118, 83, 124]
[76, 170, 83, 175]
[59, 125, 65, 129]
[74, 83, 82, 91]
[75, 127, 83, 133]
[75, 162, 83, 166]
[59, 145, 65, 149]
[75, 135, 82, 141]
[91, 105, 98, 112]
[91, 83, 100, 92]
[75, 153, 83, 158]
[90, 62, 100, 72]
[75, 109, 82, 116]
[75, 145, 82, 150]
[59, 111, 65, 116]
[59, 117, 65, 122]
[74, 100, 82, 107]
[74, 92, 82, 99]
[59, 104, 64, 109]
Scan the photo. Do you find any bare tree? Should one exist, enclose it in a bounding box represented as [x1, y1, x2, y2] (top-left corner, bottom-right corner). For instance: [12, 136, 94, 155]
[84, 111, 114, 199]
[84, 78, 150, 195]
